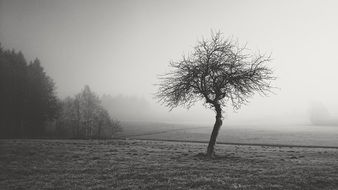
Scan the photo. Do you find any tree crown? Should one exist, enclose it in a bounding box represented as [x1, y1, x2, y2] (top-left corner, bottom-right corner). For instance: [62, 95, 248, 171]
[156, 32, 275, 111]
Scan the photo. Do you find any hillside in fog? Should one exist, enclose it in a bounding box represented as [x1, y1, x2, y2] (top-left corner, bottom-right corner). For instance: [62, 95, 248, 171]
[309, 101, 338, 126]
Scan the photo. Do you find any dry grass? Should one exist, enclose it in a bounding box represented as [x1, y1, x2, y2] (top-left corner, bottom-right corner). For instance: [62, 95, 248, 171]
[1, 139, 338, 189]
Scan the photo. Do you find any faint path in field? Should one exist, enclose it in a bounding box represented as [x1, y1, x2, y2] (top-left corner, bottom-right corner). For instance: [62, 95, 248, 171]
[117, 130, 338, 149]
[122, 126, 208, 138]
[116, 123, 338, 149]
[124, 138, 338, 149]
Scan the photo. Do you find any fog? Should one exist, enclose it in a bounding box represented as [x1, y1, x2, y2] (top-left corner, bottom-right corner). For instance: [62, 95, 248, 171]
[1, 0, 338, 126]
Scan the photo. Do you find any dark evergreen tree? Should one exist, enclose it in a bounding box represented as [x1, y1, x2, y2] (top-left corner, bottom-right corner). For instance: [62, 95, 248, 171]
[0, 44, 59, 138]
[25, 58, 59, 137]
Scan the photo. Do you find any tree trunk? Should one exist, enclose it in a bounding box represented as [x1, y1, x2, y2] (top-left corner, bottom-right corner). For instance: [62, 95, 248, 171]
[206, 104, 223, 158]
[76, 100, 80, 138]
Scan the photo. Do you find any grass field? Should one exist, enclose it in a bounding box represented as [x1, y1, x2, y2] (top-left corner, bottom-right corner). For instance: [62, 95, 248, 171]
[1, 139, 338, 189]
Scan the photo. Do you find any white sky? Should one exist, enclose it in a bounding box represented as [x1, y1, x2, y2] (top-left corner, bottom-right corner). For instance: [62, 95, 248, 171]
[1, 0, 338, 124]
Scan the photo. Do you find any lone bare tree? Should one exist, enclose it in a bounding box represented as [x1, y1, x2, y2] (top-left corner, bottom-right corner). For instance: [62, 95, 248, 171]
[156, 32, 275, 158]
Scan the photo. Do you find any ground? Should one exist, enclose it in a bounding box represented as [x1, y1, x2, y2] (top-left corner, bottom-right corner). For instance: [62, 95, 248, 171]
[1, 139, 338, 189]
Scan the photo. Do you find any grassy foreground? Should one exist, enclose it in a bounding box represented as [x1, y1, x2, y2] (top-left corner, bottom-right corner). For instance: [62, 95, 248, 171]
[1, 139, 338, 189]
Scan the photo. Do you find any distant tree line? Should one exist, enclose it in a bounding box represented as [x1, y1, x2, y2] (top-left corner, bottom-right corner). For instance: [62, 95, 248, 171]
[51, 85, 121, 138]
[0, 44, 121, 138]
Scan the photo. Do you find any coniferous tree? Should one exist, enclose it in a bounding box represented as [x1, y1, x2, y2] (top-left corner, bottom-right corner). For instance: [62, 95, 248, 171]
[0, 44, 59, 138]
[25, 58, 59, 137]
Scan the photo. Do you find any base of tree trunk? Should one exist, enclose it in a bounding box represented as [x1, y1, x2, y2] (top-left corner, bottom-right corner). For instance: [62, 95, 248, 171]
[195, 152, 216, 159]
[206, 151, 216, 158]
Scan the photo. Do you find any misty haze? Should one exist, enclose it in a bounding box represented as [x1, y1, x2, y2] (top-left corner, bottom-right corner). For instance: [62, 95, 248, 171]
[1, 0, 338, 189]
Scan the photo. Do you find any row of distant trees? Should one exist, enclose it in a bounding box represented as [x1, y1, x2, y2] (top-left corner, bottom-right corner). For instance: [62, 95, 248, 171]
[51, 85, 121, 138]
[0, 44, 121, 138]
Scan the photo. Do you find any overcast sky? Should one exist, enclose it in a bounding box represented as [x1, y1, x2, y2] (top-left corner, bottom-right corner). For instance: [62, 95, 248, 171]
[1, 0, 338, 125]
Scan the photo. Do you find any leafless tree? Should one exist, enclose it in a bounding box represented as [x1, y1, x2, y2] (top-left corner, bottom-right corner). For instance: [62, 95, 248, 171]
[156, 32, 275, 158]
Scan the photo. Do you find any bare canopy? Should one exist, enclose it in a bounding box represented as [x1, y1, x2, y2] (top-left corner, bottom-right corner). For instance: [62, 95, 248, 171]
[156, 32, 275, 157]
